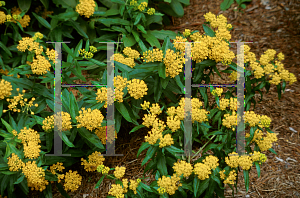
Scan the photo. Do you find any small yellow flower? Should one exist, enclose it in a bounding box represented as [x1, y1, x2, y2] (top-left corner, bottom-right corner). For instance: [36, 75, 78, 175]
[147, 8, 155, 15]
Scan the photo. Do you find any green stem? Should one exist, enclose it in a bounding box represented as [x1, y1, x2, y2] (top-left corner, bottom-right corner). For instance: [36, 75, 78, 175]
[191, 135, 216, 160]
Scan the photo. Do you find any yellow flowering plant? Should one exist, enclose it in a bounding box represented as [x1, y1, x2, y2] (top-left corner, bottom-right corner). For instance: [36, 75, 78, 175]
[0, 3, 297, 197]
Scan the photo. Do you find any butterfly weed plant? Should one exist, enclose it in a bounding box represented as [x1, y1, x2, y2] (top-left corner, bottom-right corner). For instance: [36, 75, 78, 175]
[0, 0, 297, 197]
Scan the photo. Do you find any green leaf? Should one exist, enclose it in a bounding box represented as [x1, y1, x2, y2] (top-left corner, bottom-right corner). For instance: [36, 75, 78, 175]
[111, 0, 125, 4]
[269, 148, 277, 155]
[14, 173, 25, 184]
[143, 31, 161, 48]
[69, 20, 88, 39]
[54, 11, 79, 21]
[254, 161, 261, 178]
[69, 92, 79, 122]
[18, 0, 32, 12]
[56, 183, 71, 198]
[178, 0, 190, 5]
[140, 182, 154, 193]
[157, 153, 168, 175]
[254, 81, 266, 91]
[115, 102, 132, 122]
[132, 30, 140, 42]
[0, 42, 12, 57]
[146, 15, 163, 26]
[137, 142, 151, 158]
[130, 125, 145, 134]
[276, 83, 282, 100]
[123, 35, 136, 47]
[95, 175, 105, 189]
[161, 77, 169, 89]
[220, 0, 234, 11]
[174, 75, 185, 93]
[244, 93, 255, 107]
[282, 81, 286, 93]
[154, 74, 163, 103]
[149, 30, 177, 40]
[137, 24, 147, 34]
[170, 0, 184, 17]
[1, 118, 13, 134]
[165, 145, 184, 156]
[243, 170, 249, 192]
[199, 87, 208, 108]
[62, 43, 75, 59]
[138, 40, 147, 53]
[32, 12, 51, 29]
[134, 13, 143, 25]
[40, 0, 49, 10]
[77, 128, 105, 149]
[202, 24, 215, 37]
[61, 132, 75, 147]
[141, 146, 158, 166]
[240, 3, 246, 9]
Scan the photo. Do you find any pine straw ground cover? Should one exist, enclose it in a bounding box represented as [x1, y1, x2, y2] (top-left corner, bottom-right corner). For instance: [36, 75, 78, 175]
[28, 0, 300, 197]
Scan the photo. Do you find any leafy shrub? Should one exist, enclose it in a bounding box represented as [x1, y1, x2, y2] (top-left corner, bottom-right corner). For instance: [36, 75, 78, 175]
[0, 0, 297, 197]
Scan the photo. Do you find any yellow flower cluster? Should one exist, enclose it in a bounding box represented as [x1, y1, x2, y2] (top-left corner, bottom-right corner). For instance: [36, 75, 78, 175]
[0, 79, 12, 100]
[7, 153, 24, 172]
[16, 127, 41, 159]
[46, 48, 58, 63]
[219, 170, 237, 185]
[144, 116, 168, 146]
[33, 32, 43, 40]
[225, 152, 240, 168]
[62, 170, 82, 192]
[17, 37, 43, 55]
[157, 174, 182, 195]
[95, 87, 115, 108]
[114, 75, 128, 102]
[123, 47, 140, 59]
[190, 31, 235, 65]
[49, 162, 65, 175]
[203, 12, 232, 40]
[114, 166, 126, 179]
[159, 133, 174, 148]
[108, 184, 124, 198]
[3, 89, 38, 114]
[97, 164, 110, 174]
[222, 111, 237, 131]
[75, 0, 96, 18]
[141, 48, 163, 63]
[173, 36, 188, 52]
[129, 179, 141, 194]
[42, 112, 72, 132]
[76, 108, 104, 131]
[193, 162, 211, 180]
[140, 100, 150, 110]
[127, 79, 148, 99]
[172, 160, 193, 178]
[11, 7, 31, 28]
[211, 88, 223, 97]
[122, 179, 128, 193]
[238, 155, 253, 170]
[138, 2, 147, 11]
[95, 126, 117, 145]
[22, 161, 49, 191]
[164, 49, 185, 78]
[147, 8, 155, 15]
[244, 111, 272, 128]
[79, 49, 94, 59]
[253, 129, 278, 152]
[194, 155, 219, 180]
[81, 151, 105, 172]
[0, 11, 5, 24]
[31, 55, 52, 75]
[183, 29, 191, 37]
[114, 53, 136, 68]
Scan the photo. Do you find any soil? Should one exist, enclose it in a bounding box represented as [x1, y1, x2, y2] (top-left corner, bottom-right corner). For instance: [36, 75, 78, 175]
[28, 0, 300, 197]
